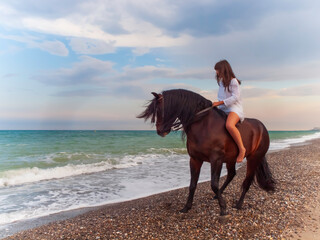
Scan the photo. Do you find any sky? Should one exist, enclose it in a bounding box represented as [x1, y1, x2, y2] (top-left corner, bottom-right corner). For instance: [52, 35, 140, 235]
[0, 0, 319, 130]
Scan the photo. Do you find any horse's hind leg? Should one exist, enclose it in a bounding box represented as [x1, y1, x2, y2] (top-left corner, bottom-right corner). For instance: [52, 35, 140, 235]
[180, 158, 203, 213]
[235, 156, 259, 209]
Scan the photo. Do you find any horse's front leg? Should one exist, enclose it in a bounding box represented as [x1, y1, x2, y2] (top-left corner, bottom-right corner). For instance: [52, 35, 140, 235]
[214, 162, 236, 199]
[210, 157, 226, 215]
[180, 157, 203, 213]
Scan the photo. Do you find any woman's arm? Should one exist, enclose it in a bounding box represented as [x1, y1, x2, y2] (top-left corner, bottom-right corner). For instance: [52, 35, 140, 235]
[223, 79, 240, 107]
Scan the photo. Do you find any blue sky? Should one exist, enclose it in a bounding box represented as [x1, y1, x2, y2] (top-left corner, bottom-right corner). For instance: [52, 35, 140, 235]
[0, 0, 319, 130]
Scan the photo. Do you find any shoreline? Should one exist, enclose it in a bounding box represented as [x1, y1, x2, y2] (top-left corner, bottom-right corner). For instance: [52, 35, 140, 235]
[3, 139, 320, 239]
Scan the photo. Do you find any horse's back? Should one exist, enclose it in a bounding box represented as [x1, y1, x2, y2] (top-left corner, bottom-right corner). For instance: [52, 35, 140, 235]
[239, 118, 270, 155]
[213, 109, 269, 147]
[240, 118, 268, 136]
[187, 110, 269, 160]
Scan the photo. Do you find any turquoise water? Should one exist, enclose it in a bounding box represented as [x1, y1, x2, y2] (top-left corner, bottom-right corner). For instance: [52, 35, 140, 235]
[0, 130, 319, 235]
[0, 130, 317, 174]
[0, 131, 185, 178]
[269, 130, 318, 140]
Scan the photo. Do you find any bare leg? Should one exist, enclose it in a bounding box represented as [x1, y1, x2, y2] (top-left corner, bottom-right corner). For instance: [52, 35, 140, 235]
[226, 112, 246, 163]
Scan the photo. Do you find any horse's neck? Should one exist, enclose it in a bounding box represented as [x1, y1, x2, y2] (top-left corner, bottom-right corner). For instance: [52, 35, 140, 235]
[212, 108, 227, 121]
[186, 108, 225, 138]
[176, 106, 196, 126]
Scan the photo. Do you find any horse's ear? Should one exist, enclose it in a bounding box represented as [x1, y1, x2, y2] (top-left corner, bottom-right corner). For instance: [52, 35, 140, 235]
[151, 92, 159, 99]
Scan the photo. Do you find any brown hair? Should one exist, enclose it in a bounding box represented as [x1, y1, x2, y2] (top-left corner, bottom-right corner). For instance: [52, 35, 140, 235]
[214, 60, 241, 92]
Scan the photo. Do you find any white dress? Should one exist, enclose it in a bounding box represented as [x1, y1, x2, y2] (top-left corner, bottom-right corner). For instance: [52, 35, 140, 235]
[217, 78, 244, 122]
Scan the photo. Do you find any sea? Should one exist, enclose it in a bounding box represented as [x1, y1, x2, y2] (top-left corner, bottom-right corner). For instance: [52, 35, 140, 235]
[0, 130, 320, 237]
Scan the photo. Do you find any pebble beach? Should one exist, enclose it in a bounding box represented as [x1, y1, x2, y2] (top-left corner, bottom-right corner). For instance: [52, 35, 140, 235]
[3, 138, 320, 240]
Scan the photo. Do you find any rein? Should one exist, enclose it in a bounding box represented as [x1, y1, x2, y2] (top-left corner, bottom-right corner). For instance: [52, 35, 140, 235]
[196, 106, 213, 115]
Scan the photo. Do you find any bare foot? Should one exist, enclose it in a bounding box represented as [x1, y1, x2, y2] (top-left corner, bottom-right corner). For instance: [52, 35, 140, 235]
[236, 148, 246, 163]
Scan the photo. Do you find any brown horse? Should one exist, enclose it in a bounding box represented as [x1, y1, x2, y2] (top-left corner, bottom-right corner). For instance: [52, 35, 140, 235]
[137, 89, 275, 215]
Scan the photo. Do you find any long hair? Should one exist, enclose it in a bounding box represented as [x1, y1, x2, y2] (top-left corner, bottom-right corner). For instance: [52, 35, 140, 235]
[214, 60, 241, 92]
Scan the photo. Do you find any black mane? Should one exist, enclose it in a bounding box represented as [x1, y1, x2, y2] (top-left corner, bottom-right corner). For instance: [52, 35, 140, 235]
[162, 89, 212, 133]
[136, 97, 157, 124]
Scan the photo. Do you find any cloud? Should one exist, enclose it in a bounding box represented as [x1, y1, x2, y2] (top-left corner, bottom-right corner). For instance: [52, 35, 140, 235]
[113, 85, 147, 99]
[0, 32, 68, 56]
[279, 84, 320, 97]
[53, 85, 147, 99]
[132, 47, 150, 56]
[0, 1, 191, 49]
[53, 89, 108, 97]
[69, 37, 115, 55]
[155, 58, 166, 63]
[34, 56, 114, 85]
[242, 87, 276, 98]
[241, 83, 320, 99]
[1, 0, 319, 57]
[240, 61, 320, 82]
[127, 0, 271, 37]
[30, 40, 68, 56]
[2, 73, 17, 79]
[162, 2, 320, 73]
[34, 59, 213, 99]
[0, 0, 84, 18]
[111, 65, 211, 82]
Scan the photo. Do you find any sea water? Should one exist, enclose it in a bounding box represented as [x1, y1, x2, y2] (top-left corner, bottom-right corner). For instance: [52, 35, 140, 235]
[0, 130, 319, 236]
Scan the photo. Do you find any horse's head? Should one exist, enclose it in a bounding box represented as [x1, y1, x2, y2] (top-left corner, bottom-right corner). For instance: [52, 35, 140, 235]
[137, 92, 173, 137]
[152, 92, 172, 137]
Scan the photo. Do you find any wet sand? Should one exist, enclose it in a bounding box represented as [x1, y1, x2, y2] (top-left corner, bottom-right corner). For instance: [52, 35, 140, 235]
[3, 139, 320, 239]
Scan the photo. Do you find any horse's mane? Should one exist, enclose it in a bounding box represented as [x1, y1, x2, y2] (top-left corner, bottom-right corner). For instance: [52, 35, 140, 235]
[162, 89, 212, 133]
[137, 89, 229, 135]
[137, 97, 157, 124]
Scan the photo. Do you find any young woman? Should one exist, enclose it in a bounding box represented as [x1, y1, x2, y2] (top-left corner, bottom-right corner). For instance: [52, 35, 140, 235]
[212, 60, 246, 163]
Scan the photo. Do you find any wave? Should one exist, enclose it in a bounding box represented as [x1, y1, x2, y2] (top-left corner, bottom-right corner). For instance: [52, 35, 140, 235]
[269, 131, 320, 151]
[0, 159, 138, 188]
[0, 163, 115, 188]
[0, 153, 182, 188]
[147, 147, 187, 154]
[1, 131, 319, 188]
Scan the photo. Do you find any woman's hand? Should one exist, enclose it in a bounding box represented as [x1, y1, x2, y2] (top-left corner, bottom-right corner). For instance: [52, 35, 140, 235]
[212, 101, 224, 107]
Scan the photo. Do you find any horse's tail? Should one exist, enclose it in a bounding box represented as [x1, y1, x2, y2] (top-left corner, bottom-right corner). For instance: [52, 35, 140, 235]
[255, 156, 276, 192]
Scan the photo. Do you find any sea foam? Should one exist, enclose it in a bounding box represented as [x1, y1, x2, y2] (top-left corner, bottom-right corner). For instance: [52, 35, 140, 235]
[0, 156, 146, 187]
[269, 131, 320, 151]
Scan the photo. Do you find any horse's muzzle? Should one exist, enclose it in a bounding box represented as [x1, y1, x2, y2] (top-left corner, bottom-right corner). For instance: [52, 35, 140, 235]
[157, 129, 169, 137]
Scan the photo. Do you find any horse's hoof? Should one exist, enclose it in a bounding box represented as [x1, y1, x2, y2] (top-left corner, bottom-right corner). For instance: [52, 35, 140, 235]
[233, 202, 242, 210]
[180, 206, 191, 213]
[220, 210, 227, 216]
[218, 214, 231, 224]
